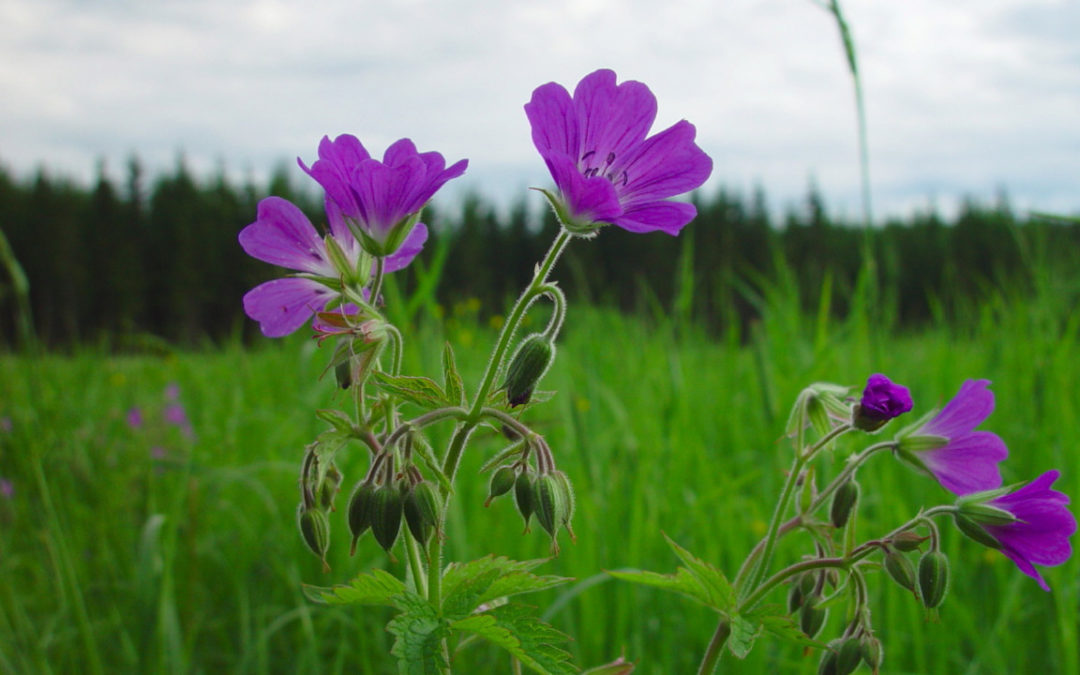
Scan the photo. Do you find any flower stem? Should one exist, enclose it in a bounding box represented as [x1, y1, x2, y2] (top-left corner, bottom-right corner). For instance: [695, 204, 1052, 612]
[696, 618, 732, 675]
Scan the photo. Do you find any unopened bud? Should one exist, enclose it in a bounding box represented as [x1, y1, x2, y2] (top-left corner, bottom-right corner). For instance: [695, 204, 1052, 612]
[504, 334, 555, 407]
[514, 471, 534, 532]
[297, 505, 330, 563]
[800, 599, 827, 639]
[819, 638, 861, 675]
[860, 634, 884, 673]
[347, 481, 377, 554]
[533, 474, 565, 538]
[552, 470, 576, 541]
[918, 551, 949, 609]
[335, 360, 352, 389]
[954, 514, 1002, 549]
[318, 463, 343, 511]
[403, 481, 441, 545]
[890, 531, 927, 552]
[485, 466, 517, 507]
[787, 580, 805, 613]
[884, 551, 917, 592]
[371, 484, 404, 554]
[957, 502, 1017, 527]
[830, 480, 860, 529]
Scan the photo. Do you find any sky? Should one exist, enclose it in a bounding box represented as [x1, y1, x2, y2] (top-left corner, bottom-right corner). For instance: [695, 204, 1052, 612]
[2, 0, 1078, 223]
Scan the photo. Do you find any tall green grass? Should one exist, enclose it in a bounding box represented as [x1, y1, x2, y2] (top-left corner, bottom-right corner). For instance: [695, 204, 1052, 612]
[1, 279, 1078, 672]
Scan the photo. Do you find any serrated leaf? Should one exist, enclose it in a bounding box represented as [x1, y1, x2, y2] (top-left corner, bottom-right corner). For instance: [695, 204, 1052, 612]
[388, 593, 449, 675]
[304, 568, 408, 608]
[442, 342, 466, 407]
[748, 604, 830, 651]
[441, 556, 567, 620]
[606, 568, 712, 609]
[315, 408, 356, 435]
[371, 371, 449, 410]
[663, 535, 736, 612]
[452, 604, 577, 675]
[727, 614, 758, 659]
[478, 440, 527, 475]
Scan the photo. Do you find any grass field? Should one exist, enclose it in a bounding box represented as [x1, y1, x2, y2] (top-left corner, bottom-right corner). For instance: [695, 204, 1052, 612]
[2, 280, 1078, 673]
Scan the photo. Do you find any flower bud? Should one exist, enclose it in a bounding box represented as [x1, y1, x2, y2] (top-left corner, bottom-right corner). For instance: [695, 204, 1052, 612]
[787, 580, 805, 613]
[552, 470, 576, 541]
[514, 471, 534, 532]
[485, 466, 517, 507]
[953, 513, 1002, 550]
[318, 463, 343, 511]
[403, 480, 441, 545]
[371, 484, 404, 554]
[533, 474, 566, 538]
[800, 599, 827, 639]
[504, 334, 555, 407]
[347, 481, 377, 555]
[335, 360, 352, 389]
[818, 638, 861, 675]
[884, 551, 917, 592]
[860, 634, 884, 673]
[889, 531, 927, 552]
[297, 504, 330, 563]
[830, 480, 860, 529]
[957, 502, 1017, 527]
[918, 551, 950, 609]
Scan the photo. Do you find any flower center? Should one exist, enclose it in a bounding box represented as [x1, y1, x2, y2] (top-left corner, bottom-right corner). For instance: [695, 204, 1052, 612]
[579, 150, 628, 187]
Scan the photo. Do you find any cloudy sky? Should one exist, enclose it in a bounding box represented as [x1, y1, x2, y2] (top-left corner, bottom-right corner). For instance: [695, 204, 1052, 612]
[2, 0, 1078, 222]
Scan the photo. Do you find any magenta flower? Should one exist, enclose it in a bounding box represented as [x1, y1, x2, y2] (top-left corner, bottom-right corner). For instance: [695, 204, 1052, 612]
[898, 379, 1008, 496]
[524, 69, 712, 236]
[126, 407, 144, 429]
[981, 470, 1076, 591]
[239, 196, 427, 337]
[853, 373, 913, 430]
[300, 135, 466, 256]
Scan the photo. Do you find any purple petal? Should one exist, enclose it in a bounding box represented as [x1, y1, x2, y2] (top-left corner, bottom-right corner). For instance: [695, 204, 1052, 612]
[613, 200, 698, 235]
[299, 135, 371, 220]
[352, 157, 423, 240]
[545, 153, 622, 224]
[239, 197, 334, 275]
[526, 81, 580, 160]
[324, 195, 362, 260]
[383, 138, 419, 167]
[243, 277, 336, 337]
[921, 430, 1007, 495]
[574, 69, 657, 169]
[923, 379, 995, 438]
[384, 222, 428, 273]
[617, 120, 713, 205]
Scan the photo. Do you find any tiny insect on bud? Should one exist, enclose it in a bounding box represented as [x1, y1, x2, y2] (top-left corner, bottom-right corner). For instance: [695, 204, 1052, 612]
[800, 599, 827, 639]
[830, 480, 860, 529]
[347, 481, 377, 555]
[371, 484, 404, 555]
[918, 551, 950, 609]
[514, 471, 534, 532]
[403, 481, 441, 545]
[297, 504, 330, 565]
[954, 513, 1003, 549]
[504, 333, 555, 407]
[485, 466, 517, 507]
[884, 550, 917, 592]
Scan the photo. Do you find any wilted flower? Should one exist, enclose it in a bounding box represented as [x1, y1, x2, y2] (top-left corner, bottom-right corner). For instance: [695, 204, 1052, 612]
[239, 196, 426, 337]
[853, 373, 913, 431]
[525, 68, 712, 235]
[980, 470, 1076, 591]
[300, 135, 466, 257]
[897, 379, 1007, 495]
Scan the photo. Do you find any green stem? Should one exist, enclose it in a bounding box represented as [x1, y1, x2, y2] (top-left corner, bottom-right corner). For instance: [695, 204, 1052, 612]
[385, 324, 404, 376]
[404, 531, 429, 598]
[369, 255, 386, 304]
[696, 618, 732, 675]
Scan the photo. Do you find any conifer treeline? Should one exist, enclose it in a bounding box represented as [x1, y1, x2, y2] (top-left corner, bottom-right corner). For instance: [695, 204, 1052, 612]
[1, 159, 1076, 348]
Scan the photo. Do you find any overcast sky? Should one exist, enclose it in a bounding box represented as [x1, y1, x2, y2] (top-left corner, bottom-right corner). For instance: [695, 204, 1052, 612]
[2, 0, 1078, 222]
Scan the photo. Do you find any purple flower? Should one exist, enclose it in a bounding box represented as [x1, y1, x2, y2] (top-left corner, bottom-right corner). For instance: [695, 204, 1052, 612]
[524, 69, 713, 236]
[300, 135, 466, 256]
[854, 373, 913, 430]
[126, 407, 144, 429]
[239, 196, 427, 337]
[982, 470, 1076, 591]
[0, 478, 12, 500]
[898, 379, 1008, 496]
[0, 417, 11, 433]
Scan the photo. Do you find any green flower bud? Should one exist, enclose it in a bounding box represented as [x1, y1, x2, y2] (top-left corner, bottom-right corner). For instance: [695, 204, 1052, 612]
[817, 646, 838, 675]
[347, 481, 377, 555]
[957, 502, 1017, 526]
[335, 360, 352, 389]
[954, 513, 1003, 549]
[403, 481, 441, 545]
[371, 484, 404, 554]
[552, 470, 576, 541]
[318, 463, 343, 511]
[861, 634, 884, 673]
[818, 638, 861, 675]
[533, 474, 565, 538]
[830, 480, 860, 529]
[504, 333, 555, 407]
[889, 531, 927, 552]
[918, 551, 950, 609]
[485, 466, 517, 507]
[800, 599, 827, 639]
[297, 504, 330, 563]
[787, 581, 805, 613]
[514, 471, 534, 532]
[884, 550, 917, 592]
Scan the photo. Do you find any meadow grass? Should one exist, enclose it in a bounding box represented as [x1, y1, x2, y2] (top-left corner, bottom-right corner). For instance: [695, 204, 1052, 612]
[1, 284, 1078, 674]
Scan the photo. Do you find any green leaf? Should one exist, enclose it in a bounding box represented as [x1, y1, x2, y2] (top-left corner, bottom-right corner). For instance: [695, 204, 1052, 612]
[606, 568, 713, 609]
[663, 535, 736, 612]
[315, 408, 357, 436]
[441, 556, 571, 621]
[413, 434, 453, 495]
[303, 568, 407, 608]
[388, 592, 449, 675]
[727, 614, 758, 659]
[442, 342, 466, 407]
[371, 371, 449, 410]
[747, 604, 829, 651]
[477, 440, 527, 475]
[451, 604, 577, 675]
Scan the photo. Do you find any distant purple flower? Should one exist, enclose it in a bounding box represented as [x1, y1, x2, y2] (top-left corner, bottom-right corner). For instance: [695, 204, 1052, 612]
[0, 417, 11, 433]
[300, 135, 466, 256]
[854, 373, 913, 430]
[165, 383, 181, 401]
[525, 69, 713, 235]
[983, 470, 1076, 591]
[899, 379, 1008, 496]
[239, 196, 427, 337]
[126, 407, 144, 429]
[0, 478, 12, 500]
[150, 446, 169, 461]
